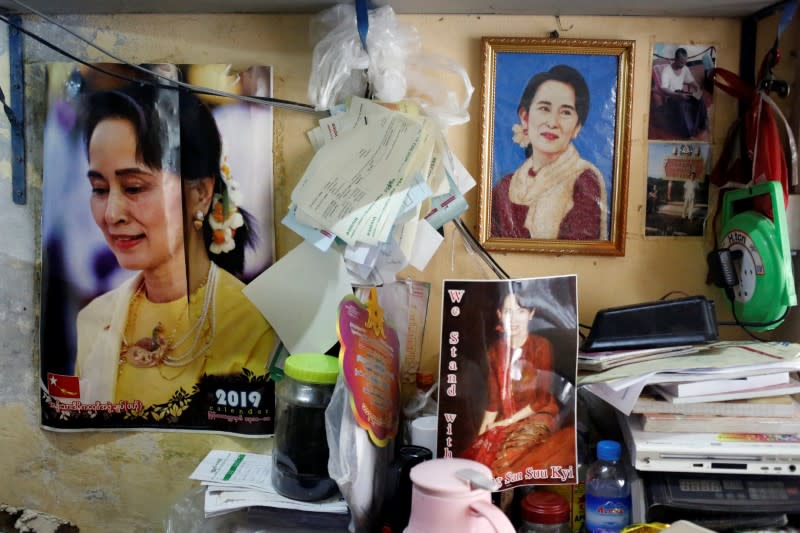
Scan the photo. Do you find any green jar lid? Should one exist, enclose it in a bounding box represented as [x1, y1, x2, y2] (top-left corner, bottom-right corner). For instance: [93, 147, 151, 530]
[284, 353, 339, 385]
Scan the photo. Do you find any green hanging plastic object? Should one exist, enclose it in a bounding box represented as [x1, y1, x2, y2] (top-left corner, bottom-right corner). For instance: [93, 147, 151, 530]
[718, 181, 797, 331]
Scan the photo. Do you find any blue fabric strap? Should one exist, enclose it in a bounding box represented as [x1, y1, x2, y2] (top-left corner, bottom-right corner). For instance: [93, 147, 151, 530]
[356, 0, 369, 52]
[777, 0, 798, 39]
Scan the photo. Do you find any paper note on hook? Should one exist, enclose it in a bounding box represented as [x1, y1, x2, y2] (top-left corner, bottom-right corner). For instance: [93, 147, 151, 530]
[292, 109, 434, 246]
[243, 241, 352, 354]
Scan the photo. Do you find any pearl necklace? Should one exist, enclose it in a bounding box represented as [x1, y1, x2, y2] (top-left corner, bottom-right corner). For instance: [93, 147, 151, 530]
[120, 263, 217, 369]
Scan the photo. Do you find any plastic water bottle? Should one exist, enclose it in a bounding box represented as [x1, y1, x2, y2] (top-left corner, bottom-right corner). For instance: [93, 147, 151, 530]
[584, 440, 631, 533]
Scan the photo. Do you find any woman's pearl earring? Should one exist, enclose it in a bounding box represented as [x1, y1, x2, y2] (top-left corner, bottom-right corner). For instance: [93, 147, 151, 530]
[193, 210, 204, 231]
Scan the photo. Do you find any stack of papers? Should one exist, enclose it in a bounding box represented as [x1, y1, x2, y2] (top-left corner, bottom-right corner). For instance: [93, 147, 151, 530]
[657, 372, 791, 398]
[243, 98, 476, 355]
[579, 345, 699, 372]
[189, 450, 348, 518]
[285, 97, 476, 285]
[579, 341, 800, 415]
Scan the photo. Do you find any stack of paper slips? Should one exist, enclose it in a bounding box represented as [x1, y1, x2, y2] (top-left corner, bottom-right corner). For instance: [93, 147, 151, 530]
[285, 97, 476, 286]
[190, 450, 348, 518]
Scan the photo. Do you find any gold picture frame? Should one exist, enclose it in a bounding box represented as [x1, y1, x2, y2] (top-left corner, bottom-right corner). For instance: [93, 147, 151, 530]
[477, 37, 634, 256]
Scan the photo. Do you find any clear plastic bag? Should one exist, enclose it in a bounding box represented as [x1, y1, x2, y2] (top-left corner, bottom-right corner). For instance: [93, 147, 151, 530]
[325, 374, 392, 532]
[164, 484, 351, 532]
[163, 487, 256, 533]
[307, 4, 473, 128]
[308, 4, 417, 110]
[404, 53, 474, 129]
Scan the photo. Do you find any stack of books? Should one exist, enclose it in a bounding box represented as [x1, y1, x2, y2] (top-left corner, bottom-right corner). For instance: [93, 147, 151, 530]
[632, 378, 800, 434]
[581, 341, 800, 529]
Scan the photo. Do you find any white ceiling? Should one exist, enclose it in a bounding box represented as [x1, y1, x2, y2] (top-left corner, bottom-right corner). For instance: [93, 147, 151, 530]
[0, 0, 779, 17]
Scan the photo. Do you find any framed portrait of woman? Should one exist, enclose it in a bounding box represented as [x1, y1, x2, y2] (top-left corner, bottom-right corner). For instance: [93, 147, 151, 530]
[477, 37, 634, 256]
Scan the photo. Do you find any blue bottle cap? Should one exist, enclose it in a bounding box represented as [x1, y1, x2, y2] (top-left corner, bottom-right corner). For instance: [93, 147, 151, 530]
[597, 440, 622, 461]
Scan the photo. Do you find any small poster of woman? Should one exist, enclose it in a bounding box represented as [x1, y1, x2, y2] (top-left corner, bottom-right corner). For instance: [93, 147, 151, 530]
[40, 63, 277, 434]
[437, 277, 578, 490]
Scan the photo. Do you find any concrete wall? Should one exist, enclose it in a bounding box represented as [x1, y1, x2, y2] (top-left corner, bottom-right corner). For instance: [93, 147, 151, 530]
[0, 11, 774, 532]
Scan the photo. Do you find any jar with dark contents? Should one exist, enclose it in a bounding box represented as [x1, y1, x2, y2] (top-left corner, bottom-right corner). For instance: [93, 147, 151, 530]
[272, 353, 339, 501]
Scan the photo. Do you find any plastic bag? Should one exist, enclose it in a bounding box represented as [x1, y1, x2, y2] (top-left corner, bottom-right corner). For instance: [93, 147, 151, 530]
[308, 4, 417, 110]
[325, 374, 392, 532]
[307, 4, 473, 128]
[404, 53, 474, 129]
[402, 378, 438, 421]
[164, 486, 349, 532]
[705, 68, 798, 252]
[163, 487, 257, 533]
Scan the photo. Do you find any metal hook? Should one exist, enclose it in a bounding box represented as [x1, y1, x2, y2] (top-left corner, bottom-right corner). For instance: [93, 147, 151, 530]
[555, 16, 573, 33]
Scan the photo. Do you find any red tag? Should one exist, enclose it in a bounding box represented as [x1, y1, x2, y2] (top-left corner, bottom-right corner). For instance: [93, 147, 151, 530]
[47, 373, 80, 398]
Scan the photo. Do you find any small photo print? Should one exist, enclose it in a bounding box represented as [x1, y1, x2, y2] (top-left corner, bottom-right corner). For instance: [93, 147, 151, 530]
[649, 43, 716, 142]
[646, 142, 712, 237]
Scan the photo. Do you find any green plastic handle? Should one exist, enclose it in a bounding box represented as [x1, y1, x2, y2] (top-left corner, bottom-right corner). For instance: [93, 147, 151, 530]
[720, 181, 796, 305]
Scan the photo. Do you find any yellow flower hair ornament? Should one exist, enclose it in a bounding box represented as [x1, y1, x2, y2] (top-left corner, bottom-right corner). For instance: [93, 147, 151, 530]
[209, 155, 244, 254]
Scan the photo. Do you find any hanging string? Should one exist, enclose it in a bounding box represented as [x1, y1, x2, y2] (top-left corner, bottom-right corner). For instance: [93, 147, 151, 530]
[0, 0, 325, 115]
[652, 45, 716, 62]
[7, 0, 517, 282]
[0, 85, 17, 126]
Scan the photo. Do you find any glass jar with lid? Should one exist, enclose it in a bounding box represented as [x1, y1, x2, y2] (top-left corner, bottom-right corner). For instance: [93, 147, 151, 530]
[518, 490, 571, 533]
[271, 353, 339, 501]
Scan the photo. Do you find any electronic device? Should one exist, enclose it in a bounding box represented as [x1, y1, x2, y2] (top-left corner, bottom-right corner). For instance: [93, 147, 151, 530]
[645, 471, 800, 515]
[710, 181, 797, 331]
[642, 471, 800, 528]
[619, 413, 800, 477]
[580, 296, 718, 352]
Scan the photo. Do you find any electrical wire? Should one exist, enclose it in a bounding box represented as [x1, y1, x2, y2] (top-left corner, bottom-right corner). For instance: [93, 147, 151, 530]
[0, 15, 147, 85]
[0, 85, 16, 125]
[729, 303, 771, 342]
[718, 306, 789, 328]
[0, 2, 326, 116]
[452, 218, 509, 280]
[715, 281, 789, 341]
[657, 290, 690, 300]
[5, 1, 519, 285]
[653, 45, 716, 61]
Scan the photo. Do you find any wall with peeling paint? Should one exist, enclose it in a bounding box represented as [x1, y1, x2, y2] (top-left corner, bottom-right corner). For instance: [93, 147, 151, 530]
[0, 11, 786, 532]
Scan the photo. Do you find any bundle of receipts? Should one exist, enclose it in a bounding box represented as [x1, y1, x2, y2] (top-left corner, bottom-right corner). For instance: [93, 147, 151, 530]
[189, 450, 348, 518]
[285, 97, 476, 285]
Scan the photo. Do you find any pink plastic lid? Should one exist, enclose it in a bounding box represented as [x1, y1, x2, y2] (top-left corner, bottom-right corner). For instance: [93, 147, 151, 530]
[520, 491, 570, 524]
[408, 458, 494, 497]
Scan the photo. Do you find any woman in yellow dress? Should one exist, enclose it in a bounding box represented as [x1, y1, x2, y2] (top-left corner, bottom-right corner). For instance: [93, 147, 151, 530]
[75, 84, 275, 414]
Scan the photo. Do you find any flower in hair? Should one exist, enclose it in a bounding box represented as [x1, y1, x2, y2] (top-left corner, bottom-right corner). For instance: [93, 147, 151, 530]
[512, 123, 530, 148]
[219, 157, 243, 206]
[209, 155, 244, 254]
